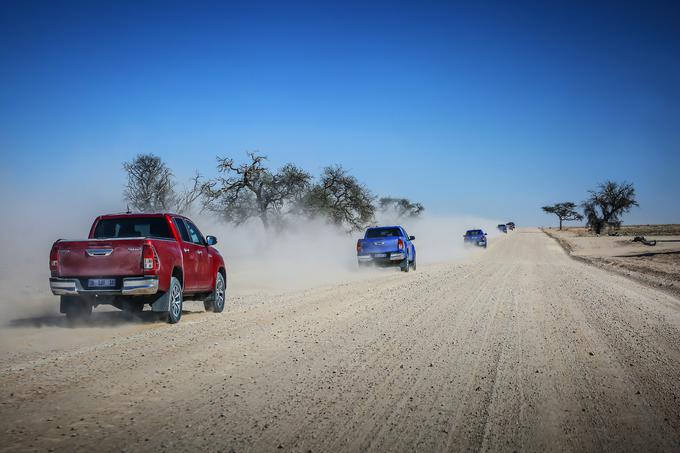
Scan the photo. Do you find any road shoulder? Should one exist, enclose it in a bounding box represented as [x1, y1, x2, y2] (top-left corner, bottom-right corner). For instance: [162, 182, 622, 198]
[541, 228, 680, 300]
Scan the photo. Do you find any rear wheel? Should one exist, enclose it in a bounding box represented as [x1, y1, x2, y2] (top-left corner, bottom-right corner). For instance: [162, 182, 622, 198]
[401, 256, 410, 272]
[411, 255, 417, 271]
[204, 272, 226, 313]
[63, 296, 92, 322]
[166, 277, 183, 324]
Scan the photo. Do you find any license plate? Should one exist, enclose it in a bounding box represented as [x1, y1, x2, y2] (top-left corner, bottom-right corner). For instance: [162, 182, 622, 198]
[88, 278, 116, 288]
[373, 253, 386, 258]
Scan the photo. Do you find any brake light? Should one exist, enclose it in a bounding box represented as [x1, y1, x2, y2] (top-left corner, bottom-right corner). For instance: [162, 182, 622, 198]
[49, 246, 59, 273]
[356, 240, 362, 253]
[398, 238, 404, 250]
[142, 243, 159, 272]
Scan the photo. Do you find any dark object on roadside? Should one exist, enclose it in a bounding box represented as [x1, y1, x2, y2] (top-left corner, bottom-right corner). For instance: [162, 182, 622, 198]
[608, 231, 620, 236]
[506, 222, 515, 230]
[497, 224, 507, 233]
[632, 236, 657, 246]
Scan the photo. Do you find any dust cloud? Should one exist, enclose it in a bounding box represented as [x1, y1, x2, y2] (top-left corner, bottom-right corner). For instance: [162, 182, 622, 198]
[0, 182, 503, 325]
[200, 213, 505, 296]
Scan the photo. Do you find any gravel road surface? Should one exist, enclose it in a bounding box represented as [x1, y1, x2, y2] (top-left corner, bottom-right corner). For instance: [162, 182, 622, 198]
[1, 229, 679, 452]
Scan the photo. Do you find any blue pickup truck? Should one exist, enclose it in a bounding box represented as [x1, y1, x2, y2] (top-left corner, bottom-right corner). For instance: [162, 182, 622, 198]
[357, 226, 416, 272]
[464, 229, 487, 248]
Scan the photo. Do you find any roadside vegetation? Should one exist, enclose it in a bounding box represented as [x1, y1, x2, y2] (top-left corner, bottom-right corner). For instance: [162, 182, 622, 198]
[122, 152, 423, 232]
[542, 181, 638, 233]
[541, 202, 583, 230]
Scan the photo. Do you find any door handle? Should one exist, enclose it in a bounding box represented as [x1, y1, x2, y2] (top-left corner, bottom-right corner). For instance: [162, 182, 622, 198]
[196, 250, 203, 255]
[183, 248, 190, 253]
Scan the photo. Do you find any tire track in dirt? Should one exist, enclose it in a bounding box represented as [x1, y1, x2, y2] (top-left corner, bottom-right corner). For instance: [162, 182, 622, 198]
[1, 230, 680, 452]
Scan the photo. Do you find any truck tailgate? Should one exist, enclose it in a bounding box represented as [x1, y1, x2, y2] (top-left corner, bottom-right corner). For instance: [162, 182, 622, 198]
[56, 239, 146, 277]
[359, 237, 400, 254]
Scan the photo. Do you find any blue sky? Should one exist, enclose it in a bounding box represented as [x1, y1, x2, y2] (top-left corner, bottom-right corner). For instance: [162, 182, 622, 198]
[1, 0, 679, 226]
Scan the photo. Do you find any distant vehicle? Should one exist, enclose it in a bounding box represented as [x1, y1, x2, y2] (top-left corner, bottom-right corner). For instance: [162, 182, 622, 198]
[357, 226, 416, 272]
[497, 224, 508, 233]
[464, 229, 488, 248]
[506, 222, 515, 230]
[49, 213, 227, 324]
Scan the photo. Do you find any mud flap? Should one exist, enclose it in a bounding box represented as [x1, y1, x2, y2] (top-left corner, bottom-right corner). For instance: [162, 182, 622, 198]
[59, 297, 68, 314]
[60, 295, 84, 313]
[151, 291, 170, 313]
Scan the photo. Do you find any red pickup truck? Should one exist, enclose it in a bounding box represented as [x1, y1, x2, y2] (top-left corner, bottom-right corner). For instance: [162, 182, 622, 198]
[49, 213, 227, 324]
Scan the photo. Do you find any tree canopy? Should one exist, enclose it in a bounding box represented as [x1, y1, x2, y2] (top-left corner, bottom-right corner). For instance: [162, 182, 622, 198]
[541, 202, 583, 230]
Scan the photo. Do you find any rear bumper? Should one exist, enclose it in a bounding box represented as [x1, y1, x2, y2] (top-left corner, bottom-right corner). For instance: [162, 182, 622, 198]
[49, 276, 159, 296]
[358, 252, 406, 264]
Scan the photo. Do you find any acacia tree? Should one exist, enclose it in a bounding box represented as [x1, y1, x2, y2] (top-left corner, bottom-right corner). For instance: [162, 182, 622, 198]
[201, 152, 311, 229]
[123, 154, 175, 212]
[303, 165, 375, 231]
[378, 197, 424, 219]
[582, 181, 638, 234]
[541, 202, 583, 230]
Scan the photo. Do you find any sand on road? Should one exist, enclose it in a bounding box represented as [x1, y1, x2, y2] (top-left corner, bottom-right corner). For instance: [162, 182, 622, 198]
[1, 229, 679, 452]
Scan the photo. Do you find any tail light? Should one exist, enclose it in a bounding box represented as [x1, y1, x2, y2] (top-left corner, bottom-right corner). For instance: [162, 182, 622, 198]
[49, 246, 59, 274]
[142, 242, 159, 272]
[398, 238, 404, 250]
[356, 240, 362, 253]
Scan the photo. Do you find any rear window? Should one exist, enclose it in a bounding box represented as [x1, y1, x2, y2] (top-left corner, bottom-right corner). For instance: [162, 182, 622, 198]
[93, 217, 174, 240]
[366, 227, 401, 238]
[466, 230, 482, 235]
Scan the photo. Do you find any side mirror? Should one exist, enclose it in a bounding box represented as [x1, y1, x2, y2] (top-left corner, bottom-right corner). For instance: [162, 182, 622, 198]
[206, 235, 218, 246]
[484, 233, 488, 235]
[409, 236, 415, 240]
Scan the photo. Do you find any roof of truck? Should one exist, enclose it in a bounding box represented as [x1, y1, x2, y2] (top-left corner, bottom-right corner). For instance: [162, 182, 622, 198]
[98, 212, 183, 218]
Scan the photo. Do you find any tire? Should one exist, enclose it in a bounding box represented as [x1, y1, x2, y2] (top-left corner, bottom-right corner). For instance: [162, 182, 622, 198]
[411, 255, 417, 271]
[204, 272, 226, 313]
[166, 277, 183, 324]
[401, 256, 410, 272]
[63, 296, 92, 322]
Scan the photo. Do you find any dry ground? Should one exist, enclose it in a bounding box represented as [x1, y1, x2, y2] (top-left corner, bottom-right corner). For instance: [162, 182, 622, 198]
[1, 229, 679, 452]
[544, 227, 680, 299]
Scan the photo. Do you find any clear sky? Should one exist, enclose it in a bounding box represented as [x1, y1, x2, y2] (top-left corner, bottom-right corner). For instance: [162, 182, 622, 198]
[1, 0, 679, 226]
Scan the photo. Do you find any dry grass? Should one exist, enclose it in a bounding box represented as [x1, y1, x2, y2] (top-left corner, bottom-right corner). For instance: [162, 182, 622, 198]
[554, 224, 680, 237]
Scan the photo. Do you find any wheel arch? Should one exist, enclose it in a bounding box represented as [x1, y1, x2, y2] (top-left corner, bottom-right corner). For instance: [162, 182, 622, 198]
[172, 266, 184, 288]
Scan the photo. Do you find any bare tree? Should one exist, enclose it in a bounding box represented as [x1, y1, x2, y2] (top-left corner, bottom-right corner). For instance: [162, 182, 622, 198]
[541, 202, 583, 230]
[174, 172, 203, 215]
[123, 154, 176, 212]
[378, 197, 424, 219]
[304, 165, 375, 231]
[582, 181, 638, 234]
[202, 152, 312, 229]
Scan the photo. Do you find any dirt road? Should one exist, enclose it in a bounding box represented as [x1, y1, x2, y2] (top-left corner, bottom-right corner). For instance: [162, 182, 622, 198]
[1, 229, 679, 452]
